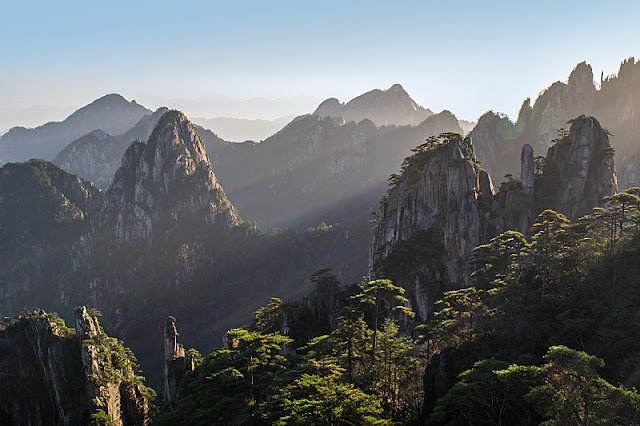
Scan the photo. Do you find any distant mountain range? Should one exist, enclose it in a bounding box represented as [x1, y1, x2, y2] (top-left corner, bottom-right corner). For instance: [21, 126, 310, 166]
[0, 94, 150, 162]
[0, 111, 371, 389]
[26, 84, 464, 231]
[3, 60, 640, 420]
[209, 110, 462, 229]
[314, 83, 434, 126]
[53, 107, 171, 189]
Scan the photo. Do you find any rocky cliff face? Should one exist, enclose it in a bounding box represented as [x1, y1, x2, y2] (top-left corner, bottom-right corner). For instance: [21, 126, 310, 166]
[539, 116, 617, 221]
[163, 316, 196, 410]
[68, 110, 240, 317]
[0, 94, 150, 163]
[0, 110, 373, 391]
[467, 108, 527, 184]
[313, 83, 433, 126]
[595, 58, 640, 190]
[47, 86, 460, 231]
[95, 110, 239, 245]
[470, 59, 640, 191]
[469, 63, 596, 184]
[0, 307, 151, 425]
[53, 108, 169, 189]
[527, 62, 597, 151]
[370, 135, 501, 319]
[370, 116, 617, 319]
[0, 160, 103, 316]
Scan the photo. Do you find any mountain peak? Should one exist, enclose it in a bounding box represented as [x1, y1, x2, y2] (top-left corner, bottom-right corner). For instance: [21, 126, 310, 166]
[101, 110, 239, 243]
[147, 110, 190, 142]
[568, 61, 594, 89]
[313, 84, 432, 126]
[0, 94, 151, 162]
[387, 83, 407, 93]
[93, 93, 129, 103]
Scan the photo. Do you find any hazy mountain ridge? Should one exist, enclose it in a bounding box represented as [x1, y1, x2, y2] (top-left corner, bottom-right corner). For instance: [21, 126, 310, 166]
[53, 108, 170, 189]
[46, 85, 463, 230]
[0, 94, 150, 163]
[1, 72, 638, 424]
[0, 111, 370, 388]
[314, 83, 434, 126]
[6, 85, 463, 229]
[470, 58, 640, 189]
[207, 110, 462, 229]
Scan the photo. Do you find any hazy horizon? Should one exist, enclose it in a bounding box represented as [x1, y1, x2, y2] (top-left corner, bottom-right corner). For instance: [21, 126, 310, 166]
[3, 0, 640, 131]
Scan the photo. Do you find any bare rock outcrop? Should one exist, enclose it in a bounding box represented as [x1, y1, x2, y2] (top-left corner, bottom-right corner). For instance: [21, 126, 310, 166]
[163, 316, 192, 410]
[96, 110, 239, 244]
[66, 111, 243, 349]
[53, 108, 169, 189]
[370, 116, 618, 319]
[370, 135, 502, 319]
[0, 308, 150, 425]
[468, 59, 640, 192]
[540, 115, 617, 221]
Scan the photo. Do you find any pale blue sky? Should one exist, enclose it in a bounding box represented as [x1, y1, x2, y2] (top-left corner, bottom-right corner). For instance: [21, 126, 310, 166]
[2, 0, 639, 125]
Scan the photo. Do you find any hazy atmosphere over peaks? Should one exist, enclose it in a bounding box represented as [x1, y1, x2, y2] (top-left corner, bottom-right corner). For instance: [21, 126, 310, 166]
[3, 0, 640, 132]
[6, 0, 640, 423]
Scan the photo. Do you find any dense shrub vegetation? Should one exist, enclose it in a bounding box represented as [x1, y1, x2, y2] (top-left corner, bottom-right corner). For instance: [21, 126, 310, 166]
[153, 187, 640, 424]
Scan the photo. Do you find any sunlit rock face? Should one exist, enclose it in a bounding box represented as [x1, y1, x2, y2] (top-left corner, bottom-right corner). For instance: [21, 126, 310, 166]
[210, 109, 463, 230]
[539, 116, 617, 221]
[313, 83, 434, 126]
[469, 59, 640, 192]
[0, 110, 242, 351]
[95, 110, 239, 244]
[68, 110, 241, 316]
[469, 63, 596, 185]
[48, 86, 464, 231]
[370, 136, 501, 319]
[370, 116, 617, 320]
[163, 316, 194, 410]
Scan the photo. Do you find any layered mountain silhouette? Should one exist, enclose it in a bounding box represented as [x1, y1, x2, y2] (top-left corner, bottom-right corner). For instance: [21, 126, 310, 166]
[2, 60, 639, 416]
[209, 110, 462, 229]
[44, 86, 464, 230]
[0, 111, 370, 387]
[314, 83, 433, 126]
[470, 58, 640, 190]
[0, 94, 150, 162]
[54, 108, 170, 188]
